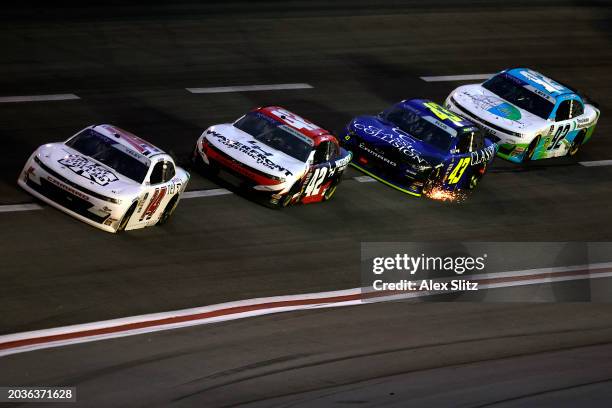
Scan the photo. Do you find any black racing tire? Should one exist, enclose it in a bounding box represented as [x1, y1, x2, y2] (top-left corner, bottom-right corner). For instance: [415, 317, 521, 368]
[469, 174, 479, 190]
[522, 135, 540, 163]
[567, 131, 586, 157]
[280, 182, 300, 208]
[323, 183, 339, 201]
[157, 195, 179, 226]
[117, 202, 137, 232]
[468, 165, 485, 190]
[421, 167, 441, 196]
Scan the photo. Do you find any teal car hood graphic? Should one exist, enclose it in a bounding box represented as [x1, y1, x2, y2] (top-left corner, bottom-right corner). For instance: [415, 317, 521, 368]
[453, 85, 545, 133]
[487, 102, 522, 121]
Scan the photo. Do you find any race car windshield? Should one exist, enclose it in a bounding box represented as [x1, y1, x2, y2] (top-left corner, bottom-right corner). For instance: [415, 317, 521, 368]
[65, 129, 150, 183]
[234, 113, 313, 162]
[382, 107, 454, 151]
[483, 73, 555, 119]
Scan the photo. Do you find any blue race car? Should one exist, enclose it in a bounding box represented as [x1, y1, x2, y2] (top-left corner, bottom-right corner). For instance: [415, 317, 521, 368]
[343, 99, 496, 200]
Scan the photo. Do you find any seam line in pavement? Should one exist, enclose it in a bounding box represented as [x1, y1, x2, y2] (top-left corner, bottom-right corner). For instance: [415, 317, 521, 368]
[420, 74, 493, 82]
[186, 83, 313, 93]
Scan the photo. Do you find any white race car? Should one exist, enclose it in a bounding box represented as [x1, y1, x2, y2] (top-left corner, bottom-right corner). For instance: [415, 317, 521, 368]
[445, 68, 600, 163]
[18, 125, 190, 233]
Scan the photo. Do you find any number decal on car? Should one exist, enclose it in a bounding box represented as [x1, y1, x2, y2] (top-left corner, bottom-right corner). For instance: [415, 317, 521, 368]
[447, 157, 471, 184]
[140, 187, 167, 221]
[547, 123, 571, 150]
[304, 167, 328, 196]
[423, 102, 465, 126]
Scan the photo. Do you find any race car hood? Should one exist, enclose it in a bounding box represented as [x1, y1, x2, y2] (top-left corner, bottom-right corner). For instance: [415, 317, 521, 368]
[204, 124, 308, 179]
[452, 84, 545, 133]
[348, 115, 446, 166]
[36, 143, 141, 197]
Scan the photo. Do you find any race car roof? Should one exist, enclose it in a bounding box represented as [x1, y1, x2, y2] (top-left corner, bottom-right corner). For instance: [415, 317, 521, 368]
[256, 106, 336, 146]
[504, 68, 575, 98]
[400, 99, 477, 131]
[93, 124, 165, 157]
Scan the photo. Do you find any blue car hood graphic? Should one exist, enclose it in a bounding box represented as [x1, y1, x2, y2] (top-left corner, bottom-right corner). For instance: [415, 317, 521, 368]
[348, 115, 446, 166]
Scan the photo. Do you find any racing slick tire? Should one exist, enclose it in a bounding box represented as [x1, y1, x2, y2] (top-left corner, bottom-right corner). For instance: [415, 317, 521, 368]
[421, 167, 442, 196]
[469, 174, 480, 190]
[567, 130, 586, 157]
[279, 182, 301, 208]
[266, 181, 301, 209]
[522, 135, 540, 163]
[157, 195, 179, 226]
[323, 178, 342, 202]
[117, 202, 137, 232]
[323, 184, 338, 201]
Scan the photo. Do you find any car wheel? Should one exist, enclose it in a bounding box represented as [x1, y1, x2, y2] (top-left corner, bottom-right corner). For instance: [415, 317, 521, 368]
[276, 181, 301, 208]
[469, 174, 479, 190]
[568, 131, 586, 157]
[323, 183, 338, 201]
[523, 136, 540, 163]
[117, 203, 137, 232]
[157, 195, 179, 226]
[422, 167, 441, 196]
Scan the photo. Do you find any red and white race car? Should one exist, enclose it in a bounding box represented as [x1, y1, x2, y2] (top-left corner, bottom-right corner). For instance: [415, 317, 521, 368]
[193, 106, 351, 207]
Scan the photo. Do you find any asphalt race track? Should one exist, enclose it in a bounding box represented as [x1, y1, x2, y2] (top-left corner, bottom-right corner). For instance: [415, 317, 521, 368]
[1, 1, 612, 406]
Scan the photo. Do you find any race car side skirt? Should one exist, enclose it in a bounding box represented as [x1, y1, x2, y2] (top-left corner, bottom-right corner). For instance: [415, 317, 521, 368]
[350, 163, 421, 197]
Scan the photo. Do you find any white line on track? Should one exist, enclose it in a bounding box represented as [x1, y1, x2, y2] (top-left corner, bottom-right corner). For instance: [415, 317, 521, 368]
[579, 160, 612, 167]
[182, 188, 232, 198]
[354, 176, 376, 183]
[1, 262, 612, 357]
[0, 189, 234, 213]
[0, 94, 80, 103]
[186, 83, 313, 94]
[420, 74, 494, 82]
[0, 203, 43, 212]
[0, 176, 376, 213]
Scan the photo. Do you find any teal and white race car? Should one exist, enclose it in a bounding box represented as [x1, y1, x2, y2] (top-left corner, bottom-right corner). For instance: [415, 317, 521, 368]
[444, 68, 600, 163]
